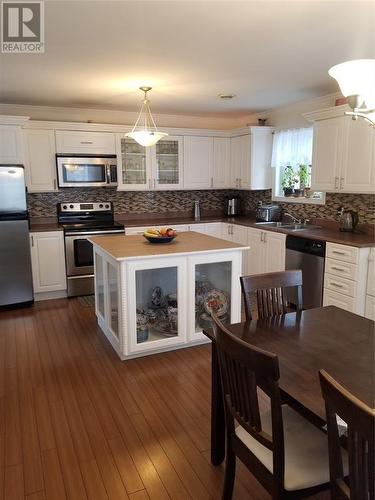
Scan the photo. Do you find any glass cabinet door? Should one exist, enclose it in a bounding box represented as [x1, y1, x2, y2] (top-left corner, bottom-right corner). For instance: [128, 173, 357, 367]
[128, 259, 187, 354]
[95, 253, 105, 318]
[118, 137, 150, 190]
[194, 261, 232, 336]
[153, 136, 183, 190]
[107, 262, 119, 338]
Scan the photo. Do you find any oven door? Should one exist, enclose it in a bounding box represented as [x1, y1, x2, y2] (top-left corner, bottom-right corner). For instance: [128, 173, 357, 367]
[57, 157, 110, 187]
[64, 230, 124, 276]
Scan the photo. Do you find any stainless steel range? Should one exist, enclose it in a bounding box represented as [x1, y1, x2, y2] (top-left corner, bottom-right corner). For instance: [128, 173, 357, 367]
[57, 202, 124, 297]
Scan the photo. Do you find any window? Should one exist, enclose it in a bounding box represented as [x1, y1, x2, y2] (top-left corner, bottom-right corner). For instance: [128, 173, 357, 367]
[271, 127, 324, 204]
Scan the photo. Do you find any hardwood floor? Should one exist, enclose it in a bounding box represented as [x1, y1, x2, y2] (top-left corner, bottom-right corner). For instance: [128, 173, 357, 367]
[0, 299, 330, 500]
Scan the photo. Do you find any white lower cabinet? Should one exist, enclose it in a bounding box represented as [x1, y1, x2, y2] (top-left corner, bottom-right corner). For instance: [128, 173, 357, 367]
[364, 248, 375, 320]
[246, 227, 286, 275]
[125, 224, 188, 235]
[323, 289, 355, 311]
[323, 242, 370, 316]
[30, 231, 66, 295]
[189, 222, 223, 238]
[225, 224, 249, 275]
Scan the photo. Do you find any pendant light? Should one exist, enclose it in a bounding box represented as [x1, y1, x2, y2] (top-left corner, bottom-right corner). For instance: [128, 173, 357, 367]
[328, 59, 375, 126]
[126, 87, 168, 146]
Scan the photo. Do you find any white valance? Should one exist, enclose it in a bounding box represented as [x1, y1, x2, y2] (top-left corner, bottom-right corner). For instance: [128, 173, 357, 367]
[271, 127, 313, 169]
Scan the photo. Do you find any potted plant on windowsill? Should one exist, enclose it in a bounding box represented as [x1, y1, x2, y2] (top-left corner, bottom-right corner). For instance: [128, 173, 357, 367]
[295, 164, 311, 197]
[281, 165, 297, 197]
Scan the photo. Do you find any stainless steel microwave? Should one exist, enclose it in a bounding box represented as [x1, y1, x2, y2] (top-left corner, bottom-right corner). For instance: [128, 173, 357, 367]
[56, 155, 117, 188]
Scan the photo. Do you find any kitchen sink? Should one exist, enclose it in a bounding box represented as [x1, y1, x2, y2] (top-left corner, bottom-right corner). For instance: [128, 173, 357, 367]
[278, 223, 322, 231]
[254, 222, 285, 227]
[255, 222, 321, 231]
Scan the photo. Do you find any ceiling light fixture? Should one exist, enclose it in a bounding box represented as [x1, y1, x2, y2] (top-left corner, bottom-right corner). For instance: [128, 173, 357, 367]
[328, 59, 375, 127]
[126, 87, 168, 147]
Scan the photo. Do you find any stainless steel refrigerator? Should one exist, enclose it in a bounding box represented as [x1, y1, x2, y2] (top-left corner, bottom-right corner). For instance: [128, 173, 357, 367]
[0, 165, 34, 307]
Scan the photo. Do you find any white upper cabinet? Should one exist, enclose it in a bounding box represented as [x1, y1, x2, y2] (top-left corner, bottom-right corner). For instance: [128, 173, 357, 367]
[212, 137, 230, 188]
[229, 135, 243, 188]
[116, 135, 183, 191]
[183, 136, 213, 189]
[341, 119, 375, 192]
[307, 108, 375, 194]
[310, 117, 344, 191]
[55, 130, 116, 154]
[230, 128, 273, 190]
[0, 125, 24, 163]
[24, 129, 57, 192]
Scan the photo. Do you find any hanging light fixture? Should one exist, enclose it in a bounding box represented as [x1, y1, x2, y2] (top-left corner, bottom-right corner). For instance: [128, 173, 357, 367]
[328, 59, 375, 126]
[126, 87, 168, 146]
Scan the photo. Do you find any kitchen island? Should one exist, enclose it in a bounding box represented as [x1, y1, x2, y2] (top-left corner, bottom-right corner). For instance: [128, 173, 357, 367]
[89, 231, 248, 360]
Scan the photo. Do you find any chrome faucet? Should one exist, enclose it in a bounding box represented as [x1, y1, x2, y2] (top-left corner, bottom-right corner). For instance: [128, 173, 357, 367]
[283, 212, 301, 224]
[193, 200, 201, 221]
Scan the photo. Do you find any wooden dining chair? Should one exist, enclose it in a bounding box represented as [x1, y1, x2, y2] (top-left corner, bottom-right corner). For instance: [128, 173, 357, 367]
[319, 370, 375, 500]
[240, 269, 303, 321]
[211, 313, 331, 500]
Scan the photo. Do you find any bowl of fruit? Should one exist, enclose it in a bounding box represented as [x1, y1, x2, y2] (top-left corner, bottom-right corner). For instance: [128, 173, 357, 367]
[143, 227, 178, 243]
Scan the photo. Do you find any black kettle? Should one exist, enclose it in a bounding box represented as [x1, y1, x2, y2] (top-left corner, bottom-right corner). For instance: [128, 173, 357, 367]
[339, 209, 359, 232]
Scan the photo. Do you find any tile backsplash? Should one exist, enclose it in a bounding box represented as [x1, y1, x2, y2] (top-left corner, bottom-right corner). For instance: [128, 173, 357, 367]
[27, 188, 375, 224]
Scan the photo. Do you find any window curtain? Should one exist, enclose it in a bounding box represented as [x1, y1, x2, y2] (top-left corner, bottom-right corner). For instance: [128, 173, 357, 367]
[271, 127, 313, 169]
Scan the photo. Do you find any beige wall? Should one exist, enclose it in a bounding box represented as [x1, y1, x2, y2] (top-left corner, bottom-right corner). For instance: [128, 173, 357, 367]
[248, 93, 340, 130]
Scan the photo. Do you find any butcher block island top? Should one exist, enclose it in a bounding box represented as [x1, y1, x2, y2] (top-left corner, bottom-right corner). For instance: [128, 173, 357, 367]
[89, 231, 249, 261]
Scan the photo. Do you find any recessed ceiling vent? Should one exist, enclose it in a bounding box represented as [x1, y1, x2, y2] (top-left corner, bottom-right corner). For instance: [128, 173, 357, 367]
[218, 93, 236, 100]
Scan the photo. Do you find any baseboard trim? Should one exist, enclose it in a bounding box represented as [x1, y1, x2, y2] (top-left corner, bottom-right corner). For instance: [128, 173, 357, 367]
[34, 290, 67, 301]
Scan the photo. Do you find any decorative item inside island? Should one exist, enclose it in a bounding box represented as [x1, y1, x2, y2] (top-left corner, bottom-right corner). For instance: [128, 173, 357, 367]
[89, 230, 249, 360]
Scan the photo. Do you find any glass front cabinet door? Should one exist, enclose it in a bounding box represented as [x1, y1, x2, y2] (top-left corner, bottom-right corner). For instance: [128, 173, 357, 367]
[127, 257, 187, 355]
[94, 252, 121, 354]
[116, 134, 183, 191]
[188, 252, 242, 342]
[151, 136, 183, 190]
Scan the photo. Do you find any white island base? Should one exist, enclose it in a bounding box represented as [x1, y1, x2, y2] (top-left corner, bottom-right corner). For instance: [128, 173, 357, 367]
[89, 231, 248, 360]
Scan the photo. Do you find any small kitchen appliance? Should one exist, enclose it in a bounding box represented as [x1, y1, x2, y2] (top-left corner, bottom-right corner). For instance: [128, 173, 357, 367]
[226, 197, 241, 216]
[256, 204, 282, 222]
[339, 209, 359, 232]
[57, 202, 124, 297]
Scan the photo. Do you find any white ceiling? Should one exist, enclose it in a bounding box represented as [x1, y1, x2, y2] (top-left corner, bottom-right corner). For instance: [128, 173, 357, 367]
[1, 0, 374, 117]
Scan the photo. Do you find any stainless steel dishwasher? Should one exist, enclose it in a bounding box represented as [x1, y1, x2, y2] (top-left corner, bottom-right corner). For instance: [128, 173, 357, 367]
[285, 235, 326, 309]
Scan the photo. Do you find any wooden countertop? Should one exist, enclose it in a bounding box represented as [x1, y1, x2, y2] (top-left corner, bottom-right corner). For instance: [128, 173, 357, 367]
[89, 231, 249, 261]
[117, 215, 375, 248]
[29, 215, 375, 247]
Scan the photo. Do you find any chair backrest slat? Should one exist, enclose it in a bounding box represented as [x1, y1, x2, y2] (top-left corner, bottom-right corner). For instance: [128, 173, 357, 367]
[241, 270, 303, 321]
[319, 370, 375, 500]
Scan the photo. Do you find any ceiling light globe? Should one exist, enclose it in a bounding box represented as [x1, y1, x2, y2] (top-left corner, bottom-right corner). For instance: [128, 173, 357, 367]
[126, 130, 168, 147]
[328, 59, 375, 109]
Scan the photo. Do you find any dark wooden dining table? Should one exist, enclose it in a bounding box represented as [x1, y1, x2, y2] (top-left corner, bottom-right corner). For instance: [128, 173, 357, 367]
[204, 305, 375, 466]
